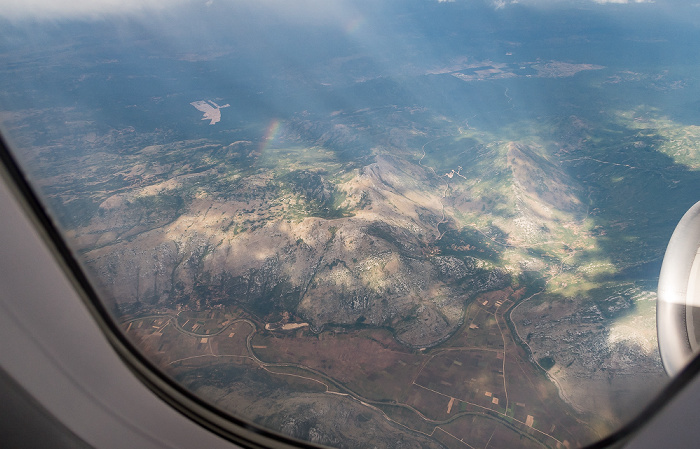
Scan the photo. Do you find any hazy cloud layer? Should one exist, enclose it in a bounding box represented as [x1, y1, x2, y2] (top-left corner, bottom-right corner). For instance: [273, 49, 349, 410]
[0, 0, 192, 20]
[0, 0, 368, 25]
[0, 0, 357, 21]
[491, 0, 653, 5]
[0, 0, 682, 22]
[592, 0, 653, 3]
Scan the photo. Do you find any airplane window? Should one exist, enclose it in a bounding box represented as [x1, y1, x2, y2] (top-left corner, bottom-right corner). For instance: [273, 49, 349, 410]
[1, 1, 699, 448]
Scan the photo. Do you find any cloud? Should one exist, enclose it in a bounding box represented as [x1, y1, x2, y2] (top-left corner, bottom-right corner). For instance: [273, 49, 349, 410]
[0, 0, 364, 28]
[0, 0, 669, 22]
[592, 0, 653, 3]
[482, 0, 657, 7]
[492, 0, 520, 8]
[0, 0, 192, 21]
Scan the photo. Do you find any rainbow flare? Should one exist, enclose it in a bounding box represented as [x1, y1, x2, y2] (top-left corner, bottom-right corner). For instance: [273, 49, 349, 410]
[344, 16, 366, 35]
[260, 119, 281, 153]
